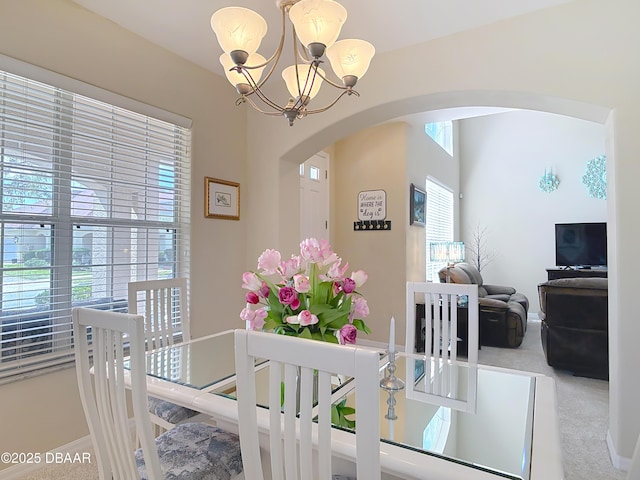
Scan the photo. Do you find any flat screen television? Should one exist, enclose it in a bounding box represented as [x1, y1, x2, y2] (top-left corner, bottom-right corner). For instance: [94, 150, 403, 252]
[555, 222, 607, 268]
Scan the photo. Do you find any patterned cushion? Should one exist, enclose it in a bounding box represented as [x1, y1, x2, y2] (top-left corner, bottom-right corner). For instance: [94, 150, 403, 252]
[148, 396, 199, 424]
[136, 422, 243, 480]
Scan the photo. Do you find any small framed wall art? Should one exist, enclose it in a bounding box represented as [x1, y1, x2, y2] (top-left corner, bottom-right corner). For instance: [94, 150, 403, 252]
[205, 177, 240, 220]
[410, 183, 426, 226]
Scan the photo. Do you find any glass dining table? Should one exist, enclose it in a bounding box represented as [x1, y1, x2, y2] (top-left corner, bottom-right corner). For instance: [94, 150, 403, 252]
[136, 330, 563, 480]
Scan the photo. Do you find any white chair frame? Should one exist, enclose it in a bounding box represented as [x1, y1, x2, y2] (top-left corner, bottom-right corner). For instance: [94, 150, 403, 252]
[73, 307, 164, 479]
[405, 281, 479, 363]
[234, 329, 381, 480]
[128, 277, 204, 432]
[405, 281, 479, 413]
[128, 277, 190, 350]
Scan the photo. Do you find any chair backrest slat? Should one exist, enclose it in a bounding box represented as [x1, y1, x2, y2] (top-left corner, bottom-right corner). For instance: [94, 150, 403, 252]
[405, 281, 479, 364]
[234, 329, 381, 480]
[73, 307, 163, 480]
[128, 278, 190, 350]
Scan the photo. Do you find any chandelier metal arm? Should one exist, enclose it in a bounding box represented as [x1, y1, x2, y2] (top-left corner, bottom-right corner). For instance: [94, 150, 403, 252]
[314, 69, 350, 90]
[243, 71, 287, 112]
[304, 89, 359, 115]
[242, 94, 286, 116]
[245, 5, 289, 91]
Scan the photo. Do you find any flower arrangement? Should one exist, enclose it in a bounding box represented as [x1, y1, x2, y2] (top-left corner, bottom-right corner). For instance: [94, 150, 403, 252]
[240, 238, 371, 344]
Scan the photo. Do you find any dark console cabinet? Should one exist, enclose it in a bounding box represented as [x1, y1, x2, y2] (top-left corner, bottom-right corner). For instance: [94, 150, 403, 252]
[415, 303, 470, 357]
[547, 268, 607, 280]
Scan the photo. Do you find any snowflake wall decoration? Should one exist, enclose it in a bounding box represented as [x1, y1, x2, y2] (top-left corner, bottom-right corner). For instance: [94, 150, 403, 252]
[582, 155, 607, 199]
[538, 170, 560, 193]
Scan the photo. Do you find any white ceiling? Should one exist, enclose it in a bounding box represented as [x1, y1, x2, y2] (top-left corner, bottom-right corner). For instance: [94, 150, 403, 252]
[72, 0, 574, 78]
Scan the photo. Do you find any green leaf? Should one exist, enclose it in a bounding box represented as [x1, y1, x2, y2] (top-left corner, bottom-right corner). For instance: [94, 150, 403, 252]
[338, 406, 355, 416]
[352, 318, 372, 334]
[264, 318, 280, 331]
[331, 402, 357, 429]
[298, 327, 312, 339]
[321, 332, 339, 344]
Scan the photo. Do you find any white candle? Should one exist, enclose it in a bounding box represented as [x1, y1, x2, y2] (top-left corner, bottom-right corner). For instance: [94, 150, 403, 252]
[389, 316, 395, 354]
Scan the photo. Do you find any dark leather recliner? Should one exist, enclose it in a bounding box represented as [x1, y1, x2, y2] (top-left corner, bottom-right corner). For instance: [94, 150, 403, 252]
[538, 277, 608, 379]
[439, 262, 529, 348]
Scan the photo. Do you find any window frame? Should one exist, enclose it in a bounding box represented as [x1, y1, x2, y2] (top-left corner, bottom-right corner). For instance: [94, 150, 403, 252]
[425, 177, 454, 282]
[0, 56, 191, 382]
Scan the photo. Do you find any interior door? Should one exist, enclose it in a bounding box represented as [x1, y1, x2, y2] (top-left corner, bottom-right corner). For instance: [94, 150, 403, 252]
[299, 152, 329, 242]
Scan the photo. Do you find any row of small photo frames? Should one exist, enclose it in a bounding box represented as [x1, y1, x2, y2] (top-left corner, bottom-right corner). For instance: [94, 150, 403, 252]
[537, 155, 606, 199]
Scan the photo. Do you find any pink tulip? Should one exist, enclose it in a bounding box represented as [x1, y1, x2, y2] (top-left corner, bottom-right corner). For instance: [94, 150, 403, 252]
[351, 297, 369, 319]
[257, 248, 281, 275]
[242, 272, 262, 291]
[293, 274, 310, 293]
[324, 259, 349, 281]
[351, 270, 368, 288]
[300, 238, 323, 263]
[278, 255, 302, 279]
[342, 277, 356, 294]
[278, 286, 299, 308]
[285, 315, 299, 324]
[240, 307, 267, 331]
[298, 310, 319, 326]
[338, 324, 358, 345]
[245, 291, 259, 304]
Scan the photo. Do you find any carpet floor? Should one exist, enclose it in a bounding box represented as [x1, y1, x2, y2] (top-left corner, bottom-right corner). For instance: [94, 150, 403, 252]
[16, 321, 626, 480]
[479, 320, 625, 480]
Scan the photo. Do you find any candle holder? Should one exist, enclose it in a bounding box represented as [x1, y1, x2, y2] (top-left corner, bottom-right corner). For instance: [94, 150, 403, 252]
[380, 350, 405, 420]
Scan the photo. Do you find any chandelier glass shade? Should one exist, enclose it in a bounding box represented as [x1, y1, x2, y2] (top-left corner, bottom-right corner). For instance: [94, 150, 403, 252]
[210, 0, 375, 126]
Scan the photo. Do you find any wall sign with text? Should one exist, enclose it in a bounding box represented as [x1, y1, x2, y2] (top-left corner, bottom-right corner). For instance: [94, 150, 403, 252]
[358, 190, 386, 220]
[354, 189, 391, 231]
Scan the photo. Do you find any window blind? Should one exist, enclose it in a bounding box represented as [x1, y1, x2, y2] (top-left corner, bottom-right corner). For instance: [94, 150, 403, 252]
[0, 69, 191, 381]
[425, 177, 454, 282]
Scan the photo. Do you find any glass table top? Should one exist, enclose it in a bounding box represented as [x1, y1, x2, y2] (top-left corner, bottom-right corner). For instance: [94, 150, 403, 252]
[142, 331, 239, 390]
[337, 354, 536, 480]
[137, 332, 536, 479]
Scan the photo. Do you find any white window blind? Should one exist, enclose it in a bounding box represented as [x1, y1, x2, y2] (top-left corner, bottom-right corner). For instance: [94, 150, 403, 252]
[425, 178, 454, 282]
[0, 69, 191, 381]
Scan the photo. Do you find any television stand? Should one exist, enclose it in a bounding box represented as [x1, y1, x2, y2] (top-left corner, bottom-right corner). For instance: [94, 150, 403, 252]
[547, 267, 607, 280]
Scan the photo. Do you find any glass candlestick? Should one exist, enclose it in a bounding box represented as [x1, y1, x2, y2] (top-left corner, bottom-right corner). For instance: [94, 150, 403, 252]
[379, 350, 405, 420]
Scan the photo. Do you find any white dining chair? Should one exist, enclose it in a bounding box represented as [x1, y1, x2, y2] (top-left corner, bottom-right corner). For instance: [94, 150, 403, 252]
[128, 277, 204, 432]
[128, 277, 190, 349]
[405, 281, 479, 413]
[234, 329, 381, 480]
[72, 307, 244, 480]
[405, 281, 479, 364]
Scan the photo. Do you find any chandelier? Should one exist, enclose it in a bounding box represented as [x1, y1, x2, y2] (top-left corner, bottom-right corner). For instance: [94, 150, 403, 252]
[211, 0, 375, 126]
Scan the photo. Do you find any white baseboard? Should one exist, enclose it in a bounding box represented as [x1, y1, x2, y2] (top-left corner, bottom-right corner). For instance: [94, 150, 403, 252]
[0, 435, 94, 480]
[607, 429, 632, 472]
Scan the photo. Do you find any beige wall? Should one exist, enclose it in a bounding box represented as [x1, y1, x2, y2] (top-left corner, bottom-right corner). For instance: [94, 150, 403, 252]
[241, 0, 640, 463]
[0, 0, 247, 463]
[333, 122, 407, 344]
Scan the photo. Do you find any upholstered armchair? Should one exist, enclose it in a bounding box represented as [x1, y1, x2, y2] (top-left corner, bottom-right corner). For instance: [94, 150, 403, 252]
[438, 262, 529, 347]
[538, 277, 608, 379]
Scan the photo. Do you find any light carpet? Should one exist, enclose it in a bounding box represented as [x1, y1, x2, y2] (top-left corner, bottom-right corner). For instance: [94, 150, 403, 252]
[15, 321, 626, 480]
[479, 320, 625, 480]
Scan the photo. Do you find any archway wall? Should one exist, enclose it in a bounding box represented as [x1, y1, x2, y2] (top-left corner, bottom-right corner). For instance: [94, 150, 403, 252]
[242, 0, 640, 462]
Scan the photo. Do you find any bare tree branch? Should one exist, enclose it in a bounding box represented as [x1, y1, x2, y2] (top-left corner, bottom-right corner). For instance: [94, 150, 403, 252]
[466, 223, 498, 272]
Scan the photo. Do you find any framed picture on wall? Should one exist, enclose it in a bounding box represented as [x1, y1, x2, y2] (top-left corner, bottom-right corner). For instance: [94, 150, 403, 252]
[410, 183, 426, 226]
[205, 177, 240, 220]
